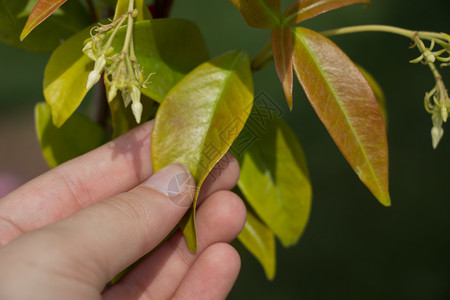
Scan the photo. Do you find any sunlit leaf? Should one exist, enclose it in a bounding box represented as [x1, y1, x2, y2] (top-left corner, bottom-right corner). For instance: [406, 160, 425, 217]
[43, 25, 93, 127]
[113, 0, 152, 21]
[229, 0, 280, 28]
[271, 25, 293, 109]
[20, 0, 68, 40]
[236, 107, 312, 247]
[358, 65, 387, 125]
[35, 102, 109, 168]
[282, 0, 370, 26]
[0, 0, 90, 52]
[110, 19, 209, 103]
[152, 51, 254, 252]
[292, 27, 390, 206]
[238, 208, 276, 280]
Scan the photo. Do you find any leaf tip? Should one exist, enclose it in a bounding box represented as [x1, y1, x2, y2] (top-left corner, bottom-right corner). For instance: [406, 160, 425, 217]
[19, 28, 30, 41]
[377, 193, 391, 207]
[287, 97, 293, 111]
[186, 239, 198, 253]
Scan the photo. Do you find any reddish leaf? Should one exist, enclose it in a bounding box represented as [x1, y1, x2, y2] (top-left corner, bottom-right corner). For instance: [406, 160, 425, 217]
[20, 0, 68, 40]
[272, 25, 293, 109]
[229, 0, 280, 28]
[282, 0, 370, 26]
[292, 27, 390, 206]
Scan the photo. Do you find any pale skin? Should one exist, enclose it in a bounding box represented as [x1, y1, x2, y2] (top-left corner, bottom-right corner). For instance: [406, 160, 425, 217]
[0, 120, 247, 300]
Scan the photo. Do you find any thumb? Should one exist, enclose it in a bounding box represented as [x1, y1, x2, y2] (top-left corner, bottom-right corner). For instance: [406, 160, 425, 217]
[0, 163, 195, 297]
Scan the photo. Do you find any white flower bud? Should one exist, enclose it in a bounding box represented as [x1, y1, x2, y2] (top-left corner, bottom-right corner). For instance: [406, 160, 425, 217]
[431, 125, 444, 149]
[441, 106, 448, 122]
[82, 41, 97, 61]
[131, 101, 143, 124]
[86, 55, 106, 90]
[107, 83, 118, 102]
[131, 84, 141, 104]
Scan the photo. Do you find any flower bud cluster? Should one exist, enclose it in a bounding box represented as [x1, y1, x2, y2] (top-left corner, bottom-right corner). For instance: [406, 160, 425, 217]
[82, 10, 151, 124]
[410, 33, 450, 148]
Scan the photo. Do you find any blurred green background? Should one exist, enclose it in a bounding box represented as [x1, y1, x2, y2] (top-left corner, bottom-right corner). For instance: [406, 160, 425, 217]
[1, 0, 450, 299]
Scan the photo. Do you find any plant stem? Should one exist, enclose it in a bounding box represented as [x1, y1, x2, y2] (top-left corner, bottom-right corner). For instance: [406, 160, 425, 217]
[85, 0, 98, 22]
[154, 0, 174, 18]
[251, 40, 273, 71]
[321, 24, 415, 39]
[92, 79, 110, 129]
[121, 0, 135, 54]
[320, 24, 450, 46]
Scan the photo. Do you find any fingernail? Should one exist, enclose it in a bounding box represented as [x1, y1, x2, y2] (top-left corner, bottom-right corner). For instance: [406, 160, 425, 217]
[144, 164, 195, 207]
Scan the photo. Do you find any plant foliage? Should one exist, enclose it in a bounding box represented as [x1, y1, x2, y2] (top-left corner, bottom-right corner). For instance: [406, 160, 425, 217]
[1, 0, 449, 281]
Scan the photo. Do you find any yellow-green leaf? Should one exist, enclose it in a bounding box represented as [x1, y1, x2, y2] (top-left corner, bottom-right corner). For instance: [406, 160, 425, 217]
[292, 27, 390, 206]
[43, 25, 93, 127]
[237, 107, 312, 247]
[20, 0, 68, 40]
[35, 102, 109, 168]
[271, 25, 293, 109]
[238, 209, 276, 280]
[282, 0, 370, 26]
[152, 51, 254, 252]
[229, 0, 280, 28]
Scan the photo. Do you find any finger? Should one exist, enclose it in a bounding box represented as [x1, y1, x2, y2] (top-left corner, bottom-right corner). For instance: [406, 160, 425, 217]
[0, 164, 195, 298]
[198, 152, 240, 204]
[0, 121, 155, 243]
[173, 243, 241, 300]
[102, 190, 246, 300]
[0, 122, 239, 245]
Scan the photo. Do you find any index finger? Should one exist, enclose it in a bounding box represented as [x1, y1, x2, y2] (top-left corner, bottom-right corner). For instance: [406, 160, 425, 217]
[0, 120, 155, 244]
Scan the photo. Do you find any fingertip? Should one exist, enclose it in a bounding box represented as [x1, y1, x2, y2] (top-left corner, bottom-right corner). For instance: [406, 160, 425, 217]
[197, 191, 247, 246]
[143, 163, 195, 208]
[173, 243, 241, 299]
[199, 152, 241, 204]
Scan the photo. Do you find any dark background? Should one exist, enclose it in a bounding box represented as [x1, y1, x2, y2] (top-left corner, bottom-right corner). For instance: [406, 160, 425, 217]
[1, 0, 450, 299]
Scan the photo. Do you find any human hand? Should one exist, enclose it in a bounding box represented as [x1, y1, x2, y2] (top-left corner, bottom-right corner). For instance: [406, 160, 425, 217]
[0, 120, 246, 300]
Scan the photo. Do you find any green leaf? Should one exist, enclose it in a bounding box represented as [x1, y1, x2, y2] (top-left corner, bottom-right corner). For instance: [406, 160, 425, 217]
[0, 0, 90, 52]
[43, 25, 93, 127]
[238, 208, 276, 280]
[0, 0, 16, 27]
[271, 25, 293, 109]
[358, 65, 387, 126]
[35, 102, 109, 168]
[110, 19, 209, 103]
[292, 27, 390, 206]
[20, 0, 68, 40]
[152, 50, 254, 252]
[236, 107, 312, 247]
[229, 0, 280, 28]
[282, 0, 370, 26]
[113, 0, 152, 21]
